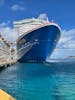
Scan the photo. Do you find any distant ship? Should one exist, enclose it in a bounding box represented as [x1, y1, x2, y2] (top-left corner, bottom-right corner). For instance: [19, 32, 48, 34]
[14, 17, 61, 63]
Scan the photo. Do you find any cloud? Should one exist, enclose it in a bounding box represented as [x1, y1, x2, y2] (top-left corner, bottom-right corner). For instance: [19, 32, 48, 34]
[50, 29, 75, 59]
[38, 13, 48, 20]
[57, 29, 75, 49]
[0, 22, 18, 43]
[0, 21, 10, 27]
[11, 4, 25, 11]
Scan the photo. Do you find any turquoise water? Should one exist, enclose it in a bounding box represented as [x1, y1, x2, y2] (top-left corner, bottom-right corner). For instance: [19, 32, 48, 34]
[0, 62, 75, 100]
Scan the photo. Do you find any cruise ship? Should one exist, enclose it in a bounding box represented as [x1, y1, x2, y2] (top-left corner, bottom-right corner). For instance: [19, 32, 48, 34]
[14, 17, 61, 63]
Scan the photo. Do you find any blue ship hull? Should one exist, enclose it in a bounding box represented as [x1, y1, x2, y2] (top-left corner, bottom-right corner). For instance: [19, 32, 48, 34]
[17, 25, 61, 63]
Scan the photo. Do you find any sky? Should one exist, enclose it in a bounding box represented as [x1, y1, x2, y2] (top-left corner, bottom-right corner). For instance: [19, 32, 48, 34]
[0, 0, 75, 58]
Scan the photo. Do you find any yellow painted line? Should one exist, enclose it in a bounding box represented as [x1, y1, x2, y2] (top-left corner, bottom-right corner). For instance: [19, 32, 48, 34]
[0, 89, 16, 100]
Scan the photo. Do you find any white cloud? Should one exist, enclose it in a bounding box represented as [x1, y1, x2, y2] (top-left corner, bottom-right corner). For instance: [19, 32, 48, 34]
[0, 22, 18, 43]
[50, 29, 75, 59]
[11, 4, 25, 11]
[0, 22, 7, 27]
[0, 21, 10, 27]
[57, 29, 75, 49]
[0, 0, 4, 6]
[38, 13, 48, 20]
[50, 48, 75, 59]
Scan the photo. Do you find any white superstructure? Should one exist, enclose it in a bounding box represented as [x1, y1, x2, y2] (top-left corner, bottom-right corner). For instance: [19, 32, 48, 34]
[14, 18, 49, 36]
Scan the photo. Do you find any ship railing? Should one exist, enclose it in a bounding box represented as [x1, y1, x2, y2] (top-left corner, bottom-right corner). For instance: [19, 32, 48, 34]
[0, 48, 12, 61]
[0, 48, 10, 54]
[16, 41, 38, 60]
[18, 41, 37, 52]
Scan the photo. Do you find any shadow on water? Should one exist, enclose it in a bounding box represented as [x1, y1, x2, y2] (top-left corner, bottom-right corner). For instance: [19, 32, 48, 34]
[16, 61, 75, 79]
[0, 67, 5, 72]
[0, 61, 75, 78]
